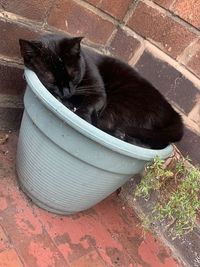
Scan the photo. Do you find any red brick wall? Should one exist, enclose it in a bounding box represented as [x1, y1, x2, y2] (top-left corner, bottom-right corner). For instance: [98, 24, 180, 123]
[0, 0, 200, 162]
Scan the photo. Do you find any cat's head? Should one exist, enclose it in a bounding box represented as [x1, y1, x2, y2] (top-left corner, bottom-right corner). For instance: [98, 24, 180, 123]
[19, 35, 84, 99]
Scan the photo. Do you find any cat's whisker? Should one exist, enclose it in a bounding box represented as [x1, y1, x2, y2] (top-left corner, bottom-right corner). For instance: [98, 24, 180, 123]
[77, 87, 101, 92]
[74, 90, 100, 96]
[77, 89, 101, 93]
[78, 85, 102, 90]
[75, 86, 103, 94]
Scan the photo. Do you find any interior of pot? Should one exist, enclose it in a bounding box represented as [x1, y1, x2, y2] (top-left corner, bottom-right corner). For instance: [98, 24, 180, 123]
[24, 68, 173, 161]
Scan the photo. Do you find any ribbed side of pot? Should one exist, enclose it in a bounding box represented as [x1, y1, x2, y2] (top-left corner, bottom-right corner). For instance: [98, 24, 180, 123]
[16, 112, 132, 214]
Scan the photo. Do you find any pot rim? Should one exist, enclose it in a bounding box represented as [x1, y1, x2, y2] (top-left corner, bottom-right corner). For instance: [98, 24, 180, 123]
[24, 68, 173, 161]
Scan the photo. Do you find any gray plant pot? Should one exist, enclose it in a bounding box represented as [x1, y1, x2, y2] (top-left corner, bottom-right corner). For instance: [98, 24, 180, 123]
[16, 69, 173, 215]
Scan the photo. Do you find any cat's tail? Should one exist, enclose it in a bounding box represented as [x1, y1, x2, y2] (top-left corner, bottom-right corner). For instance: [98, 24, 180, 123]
[125, 115, 184, 149]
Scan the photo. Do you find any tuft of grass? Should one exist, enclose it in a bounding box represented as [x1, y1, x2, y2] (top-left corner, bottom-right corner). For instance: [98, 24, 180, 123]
[135, 156, 200, 237]
[135, 156, 173, 199]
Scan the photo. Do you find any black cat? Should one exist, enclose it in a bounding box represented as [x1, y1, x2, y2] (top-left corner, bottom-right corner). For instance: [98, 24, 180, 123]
[19, 34, 183, 149]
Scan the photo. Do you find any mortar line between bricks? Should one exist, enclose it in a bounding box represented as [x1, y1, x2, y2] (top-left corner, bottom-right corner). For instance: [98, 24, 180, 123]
[177, 38, 200, 65]
[0, 55, 23, 68]
[183, 64, 200, 84]
[96, 0, 103, 7]
[109, 21, 200, 86]
[105, 28, 118, 48]
[72, 0, 119, 25]
[151, 0, 176, 12]
[0, 224, 27, 267]
[0, 94, 24, 109]
[85, 247, 107, 267]
[43, 23, 109, 53]
[141, 0, 200, 36]
[121, 25, 144, 42]
[0, 7, 112, 53]
[0, 10, 52, 33]
[114, 24, 200, 89]
[12, 249, 26, 267]
[0, 4, 113, 29]
[170, 0, 178, 8]
[95, 233, 138, 267]
[123, 0, 140, 24]
[30, 207, 71, 266]
[9, 243, 34, 267]
[0, 9, 104, 48]
[42, 0, 59, 28]
[169, 0, 200, 33]
[168, 102, 200, 135]
[145, 37, 200, 82]
[129, 43, 145, 66]
[144, 40, 200, 90]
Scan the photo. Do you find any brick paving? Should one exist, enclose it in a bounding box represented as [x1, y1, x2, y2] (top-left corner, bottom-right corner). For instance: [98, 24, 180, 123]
[0, 131, 183, 267]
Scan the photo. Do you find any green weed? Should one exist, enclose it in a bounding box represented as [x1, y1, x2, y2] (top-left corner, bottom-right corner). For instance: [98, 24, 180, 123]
[135, 156, 200, 237]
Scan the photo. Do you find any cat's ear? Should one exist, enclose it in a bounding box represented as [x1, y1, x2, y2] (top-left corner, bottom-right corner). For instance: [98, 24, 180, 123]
[70, 37, 84, 55]
[19, 39, 42, 59]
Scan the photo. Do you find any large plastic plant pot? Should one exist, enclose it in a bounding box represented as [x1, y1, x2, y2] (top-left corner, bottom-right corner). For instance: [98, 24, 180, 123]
[16, 69, 173, 215]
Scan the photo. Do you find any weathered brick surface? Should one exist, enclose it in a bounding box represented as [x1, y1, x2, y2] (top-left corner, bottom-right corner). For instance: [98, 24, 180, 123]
[86, 0, 132, 19]
[135, 51, 200, 114]
[177, 127, 200, 165]
[0, 107, 23, 130]
[127, 2, 197, 59]
[0, 64, 26, 95]
[172, 0, 200, 29]
[98, 0, 132, 20]
[86, 0, 101, 6]
[0, 20, 40, 59]
[0, 0, 54, 22]
[186, 40, 200, 78]
[0, 225, 9, 251]
[70, 251, 106, 267]
[0, 64, 24, 130]
[110, 28, 141, 61]
[0, 249, 23, 267]
[153, 0, 174, 9]
[48, 0, 115, 44]
[188, 97, 200, 126]
[0, 135, 183, 267]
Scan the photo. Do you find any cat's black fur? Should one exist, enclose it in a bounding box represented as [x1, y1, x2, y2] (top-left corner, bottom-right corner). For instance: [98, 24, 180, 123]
[19, 34, 184, 149]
